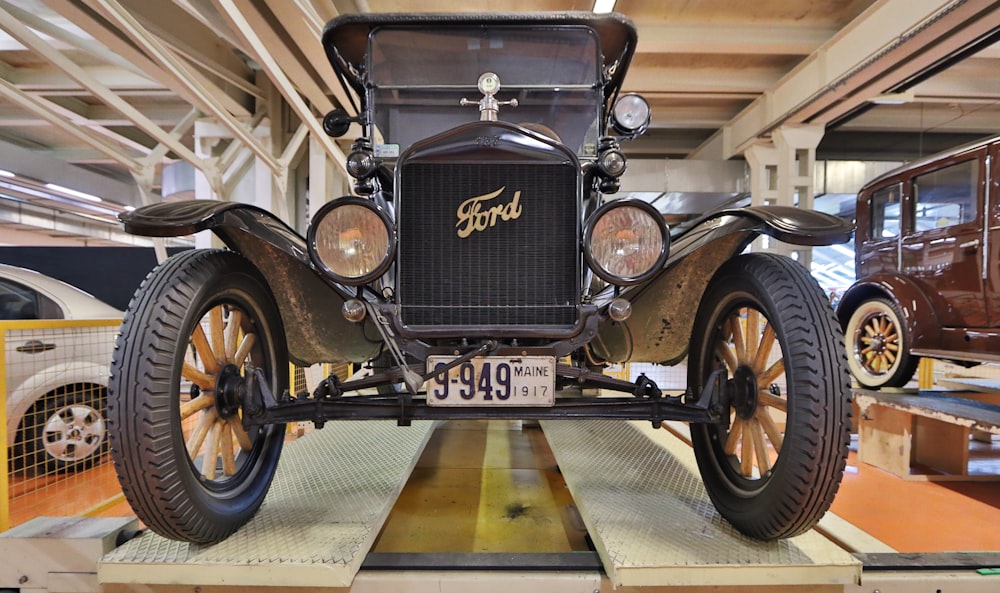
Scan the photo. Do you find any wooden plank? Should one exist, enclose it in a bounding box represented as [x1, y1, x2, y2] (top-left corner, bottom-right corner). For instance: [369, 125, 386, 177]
[853, 391, 1000, 434]
[913, 416, 970, 475]
[858, 404, 913, 476]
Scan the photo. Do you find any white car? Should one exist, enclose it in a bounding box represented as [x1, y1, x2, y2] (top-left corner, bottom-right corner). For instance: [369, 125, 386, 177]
[1, 263, 122, 474]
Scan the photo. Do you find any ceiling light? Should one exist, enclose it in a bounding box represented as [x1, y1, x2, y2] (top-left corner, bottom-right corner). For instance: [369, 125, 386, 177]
[593, 0, 616, 13]
[45, 182, 102, 202]
[870, 90, 915, 105]
[0, 169, 14, 177]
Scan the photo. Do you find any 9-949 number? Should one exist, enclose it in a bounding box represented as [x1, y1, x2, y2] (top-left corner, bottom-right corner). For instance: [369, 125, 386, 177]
[426, 356, 555, 406]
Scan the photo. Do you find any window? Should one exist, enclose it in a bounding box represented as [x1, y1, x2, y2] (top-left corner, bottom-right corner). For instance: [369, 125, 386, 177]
[913, 159, 978, 231]
[0, 279, 63, 320]
[870, 183, 901, 239]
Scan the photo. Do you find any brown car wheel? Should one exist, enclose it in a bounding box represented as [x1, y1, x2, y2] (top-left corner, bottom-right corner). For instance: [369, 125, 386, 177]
[844, 297, 919, 389]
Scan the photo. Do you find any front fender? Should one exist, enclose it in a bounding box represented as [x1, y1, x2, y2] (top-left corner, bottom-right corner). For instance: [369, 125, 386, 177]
[682, 205, 853, 247]
[120, 200, 382, 366]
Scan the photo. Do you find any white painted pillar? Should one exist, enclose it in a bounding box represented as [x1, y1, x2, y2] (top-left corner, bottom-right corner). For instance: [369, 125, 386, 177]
[772, 123, 825, 268]
[193, 119, 223, 249]
[745, 141, 778, 253]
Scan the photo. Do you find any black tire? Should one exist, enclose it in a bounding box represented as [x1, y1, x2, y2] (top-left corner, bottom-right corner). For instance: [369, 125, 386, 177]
[844, 298, 919, 389]
[15, 384, 107, 475]
[108, 249, 287, 544]
[688, 253, 851, 540]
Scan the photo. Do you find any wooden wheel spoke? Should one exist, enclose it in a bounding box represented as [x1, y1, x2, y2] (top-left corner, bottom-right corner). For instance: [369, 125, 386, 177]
[885, 342, 899, 352]
[209, 306, 226, 365]
[724, 417, 744, 455]
[182, 363, 215, 390]
[745, 309, 760, 364]
[233, 333, 256, 368]
[758, 389, 788, 412]
[716, 342, 739, 374]
[740, 422, 754, 477]
[180, 394, 215, 420]
[860, 345, 873, 355]
[756, 407, 783, 450]
[752, 322, 775, 375]
[229, 418, 254, 451]
[730, 312, 747, 364]
[749, 418, 770, 474]
[758, 359, 785, 388]
[201, 420, 222, 480]
[884, 349, 897, 363]
[224, 309, 243, 363]
[186, 408, 217, 457]
[191, 324, 220, 374]
[864, 322, 877, 337]
[220, 423, 237, 476]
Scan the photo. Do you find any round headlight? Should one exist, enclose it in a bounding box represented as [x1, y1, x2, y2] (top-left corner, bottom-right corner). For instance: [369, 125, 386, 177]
[584, 199, 668, 286]
[308, 197, 395, 285]
[611, 93, 651, 136]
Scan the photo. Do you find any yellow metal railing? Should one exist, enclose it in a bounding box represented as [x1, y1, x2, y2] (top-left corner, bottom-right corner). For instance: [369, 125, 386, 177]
[1, 318, 122, 532]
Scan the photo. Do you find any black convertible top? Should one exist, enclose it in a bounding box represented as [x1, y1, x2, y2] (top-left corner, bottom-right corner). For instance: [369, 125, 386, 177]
[322, 12, 638, 99]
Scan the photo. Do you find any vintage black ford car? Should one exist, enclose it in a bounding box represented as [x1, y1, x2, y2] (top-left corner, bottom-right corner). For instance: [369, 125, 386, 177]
[107, 13, 854, 545]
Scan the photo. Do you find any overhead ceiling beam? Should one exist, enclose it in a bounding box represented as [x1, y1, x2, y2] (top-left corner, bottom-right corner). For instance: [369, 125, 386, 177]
[45, 0, 252, 118]
[0, 5, 204, 167]
[87, 0, 280, 175]
[213, 0, 348, 176]
[0, 76, 139, 170]
[692, 0, 1000, 159]
[637, 23, 839, 56]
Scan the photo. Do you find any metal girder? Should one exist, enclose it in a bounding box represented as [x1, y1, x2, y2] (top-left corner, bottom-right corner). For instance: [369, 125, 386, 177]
[213, 0, 349, 174]
[0, 4, 204, 168]
[0, 76, 139, 170]
[636, 22, 838, 56]
[87, 0, 283, 177]
[693, 0, 1000, 159]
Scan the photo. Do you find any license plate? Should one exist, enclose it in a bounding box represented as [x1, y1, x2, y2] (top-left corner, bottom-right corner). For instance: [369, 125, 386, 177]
[425, 356, 555, 406]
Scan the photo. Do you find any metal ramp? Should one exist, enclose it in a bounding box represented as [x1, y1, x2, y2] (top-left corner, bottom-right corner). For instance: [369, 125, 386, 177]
[98, 420, 436, 588]
[540, 420, 862, 589]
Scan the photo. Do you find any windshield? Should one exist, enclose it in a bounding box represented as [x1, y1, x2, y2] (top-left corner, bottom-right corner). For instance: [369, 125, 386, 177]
[367, 25, 603, 157]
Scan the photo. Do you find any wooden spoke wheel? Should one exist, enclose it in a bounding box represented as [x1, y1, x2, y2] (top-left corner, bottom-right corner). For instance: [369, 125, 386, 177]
[845, 298, 918, 389]
[108, 250, 286, 544]
[688, 254, 851, 540]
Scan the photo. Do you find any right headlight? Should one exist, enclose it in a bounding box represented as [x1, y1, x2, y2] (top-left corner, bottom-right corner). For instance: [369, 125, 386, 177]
[584, 199, 669, 286]
[308, 197, 395, 285]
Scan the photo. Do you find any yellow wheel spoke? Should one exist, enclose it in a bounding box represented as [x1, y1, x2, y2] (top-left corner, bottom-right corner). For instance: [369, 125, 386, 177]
[191, 324, 220, 374]
[752, 322, 775, 375]
[234, 333, 256, 368]
[758, 390, 788, 412]
[730, 313, 747, 365]
[201, 420, 222, 480]
[180, 394, 215, 420]
[186, 408, 217, 457]
[724, 417, 744, 455]
[749, 418, 770, 474]
[224, 309, 243, 363]
[757, 407, 783, 450]
[745, 309, 760, 364]
[220, 423, 237, 476]
[740, 423, 754, 477]
[229, 418, 253, 451]
[210, 306, 225, 365]
[758, 359, 785, 388]
[716, 342, 739, 374]
[182, 363, 215, 390]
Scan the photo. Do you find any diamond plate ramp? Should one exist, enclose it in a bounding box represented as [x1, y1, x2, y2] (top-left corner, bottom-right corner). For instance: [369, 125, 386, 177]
[541, 420, 861, 588]
[99, 420, 435, 588]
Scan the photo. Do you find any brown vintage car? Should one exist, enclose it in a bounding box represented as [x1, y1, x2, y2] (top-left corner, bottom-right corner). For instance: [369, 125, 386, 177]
[838, 134, 1000, 388]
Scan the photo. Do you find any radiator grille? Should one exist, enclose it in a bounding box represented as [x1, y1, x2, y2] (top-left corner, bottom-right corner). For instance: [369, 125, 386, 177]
[398, 161, 578, 328]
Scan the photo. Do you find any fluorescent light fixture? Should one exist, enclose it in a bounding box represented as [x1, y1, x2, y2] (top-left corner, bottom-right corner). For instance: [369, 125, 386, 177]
[0, 169, 14, 177]
[593, 0, 616, 13]
[45, 182, 102, 202]
[124, 205, 136, 211]
[870, 90, 914, 105]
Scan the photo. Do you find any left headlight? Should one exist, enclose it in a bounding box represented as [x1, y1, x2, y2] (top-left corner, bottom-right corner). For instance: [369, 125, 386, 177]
[308, 197, 395, 285]
[584, 199, 668, 286]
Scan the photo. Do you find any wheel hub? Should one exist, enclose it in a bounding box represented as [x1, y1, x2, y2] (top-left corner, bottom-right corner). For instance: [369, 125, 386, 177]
[731, 365, 758, 420]
[215, 363, 246, 419]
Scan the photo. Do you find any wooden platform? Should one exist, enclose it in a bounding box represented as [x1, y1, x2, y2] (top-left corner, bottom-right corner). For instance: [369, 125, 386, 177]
[854, 389, 1000, 480]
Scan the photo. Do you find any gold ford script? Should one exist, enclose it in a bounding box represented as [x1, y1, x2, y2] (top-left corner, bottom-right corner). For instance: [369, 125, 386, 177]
[455, 186, 523, 238]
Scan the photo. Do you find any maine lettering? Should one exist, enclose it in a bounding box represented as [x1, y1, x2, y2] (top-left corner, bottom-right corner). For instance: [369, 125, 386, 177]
[513, 365, 549, 377]
[455, 186, 522, 238]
